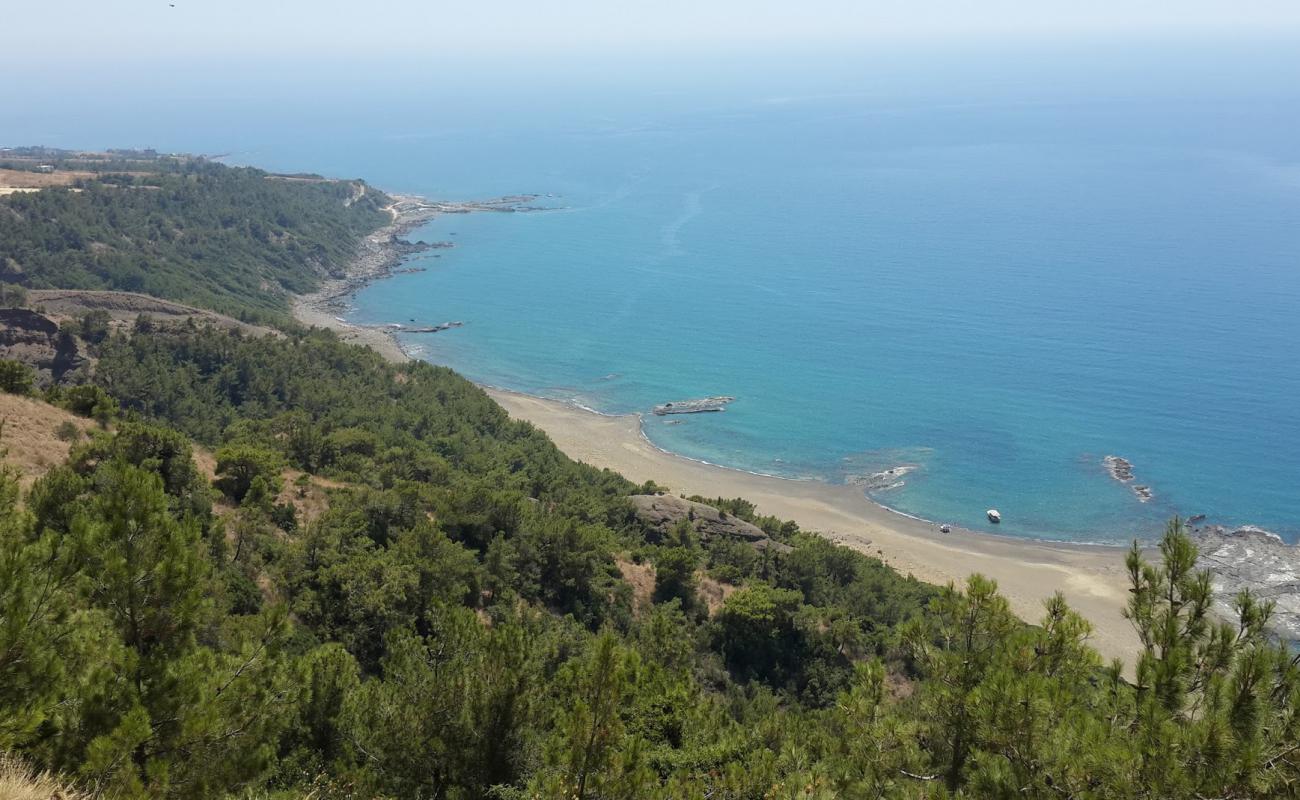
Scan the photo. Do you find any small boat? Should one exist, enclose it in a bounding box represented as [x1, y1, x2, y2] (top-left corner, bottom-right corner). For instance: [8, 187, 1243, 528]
[986, 509, 1001, 524]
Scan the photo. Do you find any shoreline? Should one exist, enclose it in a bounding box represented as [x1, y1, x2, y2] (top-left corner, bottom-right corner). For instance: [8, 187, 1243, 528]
[292, 193, 1146, 667]
[292, 192, 542, 357]
[292, 193, 442, 359]
[482, 386, 1143, 665]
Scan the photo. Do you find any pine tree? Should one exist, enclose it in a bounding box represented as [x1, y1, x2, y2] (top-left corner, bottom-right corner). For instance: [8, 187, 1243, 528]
[903, 574, 1017, 791]
[535, 632, 653, 800]
[1123, 518, 1300, 797]
[0, 467, 75, 750]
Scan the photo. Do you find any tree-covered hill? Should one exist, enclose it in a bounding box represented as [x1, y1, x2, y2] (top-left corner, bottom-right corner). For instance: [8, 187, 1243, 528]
[0, 157, 390, 322]
[0, 150, 1295, 798]
[0, 320, 1295, 799]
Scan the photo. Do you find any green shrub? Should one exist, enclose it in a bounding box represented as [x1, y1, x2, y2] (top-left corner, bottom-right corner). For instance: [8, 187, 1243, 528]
[0, 283, 27, 308]
[214, 444, 284, 503]
[58, 384, 116, 422]
[54, 420, 81, 442]
[0, 360, 34, 395]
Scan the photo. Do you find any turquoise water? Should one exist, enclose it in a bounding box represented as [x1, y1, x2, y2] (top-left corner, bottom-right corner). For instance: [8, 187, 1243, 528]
[8, 46, 1300, 542]
[348, 97, 1300, 544]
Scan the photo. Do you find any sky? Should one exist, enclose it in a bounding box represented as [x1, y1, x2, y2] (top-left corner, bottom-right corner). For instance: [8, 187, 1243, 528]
[6, 0, 1300, 65]
[5, 0, 1299, 144]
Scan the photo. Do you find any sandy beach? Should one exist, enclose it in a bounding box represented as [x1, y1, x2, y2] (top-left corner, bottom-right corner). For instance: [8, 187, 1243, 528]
[293, 199, 1145, 668]
[486, 389, 1142, 665]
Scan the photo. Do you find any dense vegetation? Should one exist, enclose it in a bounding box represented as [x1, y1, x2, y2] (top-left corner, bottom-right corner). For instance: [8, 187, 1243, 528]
[0, 158, 390, 321]
[0, 322, 1294, 799]
[0, 157, 1295, 797]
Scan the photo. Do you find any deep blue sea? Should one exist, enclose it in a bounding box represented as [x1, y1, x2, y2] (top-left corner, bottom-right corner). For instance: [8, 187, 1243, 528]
[8, 44, 1300, 542]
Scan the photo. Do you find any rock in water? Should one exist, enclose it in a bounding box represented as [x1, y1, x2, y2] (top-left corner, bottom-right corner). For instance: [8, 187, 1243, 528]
[1104, 455, 1154, 502]
[1103, 455, 1135, 482]
[653, 396, 734, 415]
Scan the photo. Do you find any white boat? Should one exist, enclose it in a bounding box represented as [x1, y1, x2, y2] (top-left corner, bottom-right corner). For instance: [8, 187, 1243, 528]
[986, 509, 1001, 524]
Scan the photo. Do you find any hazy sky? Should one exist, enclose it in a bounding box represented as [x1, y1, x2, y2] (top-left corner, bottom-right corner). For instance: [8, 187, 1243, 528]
[8, 0, 1300, 63]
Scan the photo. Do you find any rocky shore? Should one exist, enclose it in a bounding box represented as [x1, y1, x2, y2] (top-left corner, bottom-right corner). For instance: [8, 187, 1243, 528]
[293, 192, 544, 357]
[305, 195, 443, 313]
[1192, 523, 1300, 644]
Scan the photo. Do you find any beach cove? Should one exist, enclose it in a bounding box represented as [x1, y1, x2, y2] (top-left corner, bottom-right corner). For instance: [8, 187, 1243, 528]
[487, 386, 1144, 665]
[294, 197, 1145, 666]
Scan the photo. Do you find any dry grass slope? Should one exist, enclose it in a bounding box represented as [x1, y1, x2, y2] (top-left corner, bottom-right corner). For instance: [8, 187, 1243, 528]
[0, 394, 96, 488]
[0, 167, 92, 189]
[0, 753, 86, 800]
[616, 558, 655, 618]
[697, 572, 738, 616]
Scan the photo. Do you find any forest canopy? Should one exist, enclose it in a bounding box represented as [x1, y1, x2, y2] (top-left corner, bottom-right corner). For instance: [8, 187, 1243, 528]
[0, 321, 1294, 799]
[0, 158, 390, 321]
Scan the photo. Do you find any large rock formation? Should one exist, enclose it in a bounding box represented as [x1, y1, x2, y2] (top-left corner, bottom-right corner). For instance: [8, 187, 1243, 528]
[0, 308, 89, 385]
[630, 494, 792, 553]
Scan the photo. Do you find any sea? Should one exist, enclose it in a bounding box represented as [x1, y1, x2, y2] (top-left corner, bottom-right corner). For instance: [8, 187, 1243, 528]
[7, 41, 1300, 543]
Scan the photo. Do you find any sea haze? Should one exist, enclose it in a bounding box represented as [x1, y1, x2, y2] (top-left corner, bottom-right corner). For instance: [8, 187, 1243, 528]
[11, 43, 1300, 542]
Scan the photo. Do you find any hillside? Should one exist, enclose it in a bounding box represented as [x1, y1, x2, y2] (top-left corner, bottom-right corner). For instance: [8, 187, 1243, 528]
[0, 317, 1289, 798]
[0, 151, 1294, 799]
[0, 149, 391, 322]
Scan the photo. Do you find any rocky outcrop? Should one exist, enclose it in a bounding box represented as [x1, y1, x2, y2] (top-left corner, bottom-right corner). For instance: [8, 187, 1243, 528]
[1104, 455, 1153, 503]
[849, 464, 918, 492]
[0, 308, 89, 385]
[27, 289, 276, 336]
[1104, 455, 1134, 482]
[1192, 524, 1300, 644]
[630, 494, 793, 554]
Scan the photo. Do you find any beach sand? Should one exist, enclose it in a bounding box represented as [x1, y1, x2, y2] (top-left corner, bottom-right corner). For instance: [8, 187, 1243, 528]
[293, 201, 1145, 669]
